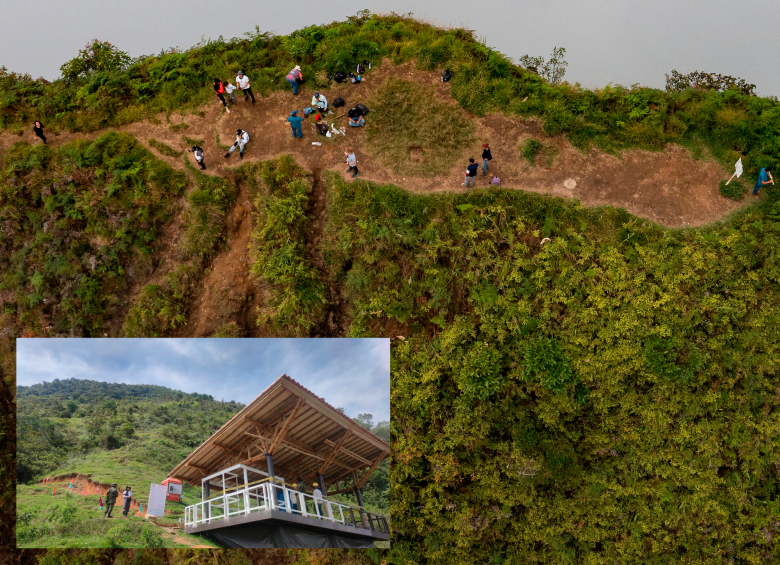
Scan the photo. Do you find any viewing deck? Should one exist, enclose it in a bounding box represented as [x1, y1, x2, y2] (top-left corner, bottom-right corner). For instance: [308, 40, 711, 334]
[184, 478, 390, 544]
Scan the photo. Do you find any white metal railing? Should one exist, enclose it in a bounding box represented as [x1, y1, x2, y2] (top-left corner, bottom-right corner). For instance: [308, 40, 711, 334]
[184, 481, 366, 529]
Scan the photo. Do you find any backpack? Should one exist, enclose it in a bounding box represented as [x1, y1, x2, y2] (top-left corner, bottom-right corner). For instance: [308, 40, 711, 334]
[316, 122, 329, 135]
[441, 69, 454, 82]
[354, 104, 369, 116]
[490, 176, 501, 186]
[356, 63, 365, 74]
[303, 106, 315, 116]
[334, 71, 348, 83]
[333, 97, 345, 108]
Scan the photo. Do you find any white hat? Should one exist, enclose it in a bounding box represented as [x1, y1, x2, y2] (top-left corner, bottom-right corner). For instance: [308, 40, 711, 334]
[294, 65, 301, 71]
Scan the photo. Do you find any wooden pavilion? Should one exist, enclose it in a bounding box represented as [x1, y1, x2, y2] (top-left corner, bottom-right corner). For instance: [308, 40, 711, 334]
[169, 374, 391, 548]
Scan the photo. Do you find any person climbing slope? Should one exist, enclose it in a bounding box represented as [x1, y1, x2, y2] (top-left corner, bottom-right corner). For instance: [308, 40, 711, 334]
[236, 71, 255, 104]
[287, 110, 304, 139]
[286, 66, 303, 95]
[224, 129, 249, 159]
[103, 483, 119, 518]
[213, 79, 230, 112]
[188, 145, 206, 169]
[33, 121, 46, 144]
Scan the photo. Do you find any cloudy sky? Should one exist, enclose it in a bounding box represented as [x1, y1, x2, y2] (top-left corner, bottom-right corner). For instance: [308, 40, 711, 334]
[16, 339, 390, 423]
[2, 1, 779, 96]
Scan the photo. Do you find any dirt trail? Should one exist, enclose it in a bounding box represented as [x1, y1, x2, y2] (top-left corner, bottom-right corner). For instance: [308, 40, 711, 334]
[0, 60, 744, 229]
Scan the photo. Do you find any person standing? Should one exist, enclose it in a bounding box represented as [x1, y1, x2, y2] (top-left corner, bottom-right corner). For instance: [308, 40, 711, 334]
[481, 143, 492, 175]
[312, 483, 324, 518]
[236, 71, 255, 104]
[345, 148, 358, 178]
[294, 477, 306, 513]
[188, 145, 206, 170]
[286, 66, 303, 95]
[225, 82, 237, 104]
[121, 486, 133, 518]
[213, 79, 230, 113]
[753, 166, 773, 197]
[33, 121, 46, 144]
[287, 110, 304, 139]
[104, 483, 119, 518]
[463, 158, 479, 187]
[224, 129, 249, 159]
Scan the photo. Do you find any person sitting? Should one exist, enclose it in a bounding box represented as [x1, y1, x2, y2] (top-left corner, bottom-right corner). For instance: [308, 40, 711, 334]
[348, 114, 365, 127]
[311, 92, 328, 112]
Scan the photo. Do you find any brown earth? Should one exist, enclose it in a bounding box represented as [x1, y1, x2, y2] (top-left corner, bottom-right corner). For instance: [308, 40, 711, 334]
[0, 61, 746, 338]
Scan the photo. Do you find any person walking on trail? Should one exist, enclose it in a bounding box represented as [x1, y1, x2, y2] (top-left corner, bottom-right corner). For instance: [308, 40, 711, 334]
[286, 66, 303, 95]
[345, 148, 358, 178]
[463, 158, 479, 187]
[121, 486, 133, 518]
[224, 129, 249, 159]
[236, 71, 255, 104]
[311, 92, 328, 112]
[188, 145, 206, 170]
[481, 143, 492, 175]
[754, 166, 773, 197]
[213, 79, 230, 113]
[104, 483, 119, 518]
[33, 121, 46, 144]
[288, 110, 304, 139]
[312, 483, 324, 518]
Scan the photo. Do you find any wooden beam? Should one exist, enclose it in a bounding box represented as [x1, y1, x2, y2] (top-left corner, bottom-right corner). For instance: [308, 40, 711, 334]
[244, 431, 326, 461]
[324, 439, 373, 466]
[357, 453, 386, 488]
[212, 441, 233, 452]
[321, 430, 350, 474]
[269, 396, 304, 455]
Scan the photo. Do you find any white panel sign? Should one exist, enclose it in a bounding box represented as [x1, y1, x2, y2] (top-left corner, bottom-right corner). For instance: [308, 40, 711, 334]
[147, 483, 167, 517]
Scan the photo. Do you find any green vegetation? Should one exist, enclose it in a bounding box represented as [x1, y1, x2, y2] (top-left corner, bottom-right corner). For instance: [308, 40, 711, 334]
[237, 156, 327, 336]
[147, 139, 183, 157]
[520, 137, 542, 165]
[0, 132, 187, 336]
[719, 178, 747, 200]
[365, 78, 474, 176]
[181, 136, 205, 148]
[319, 172, 780, 562]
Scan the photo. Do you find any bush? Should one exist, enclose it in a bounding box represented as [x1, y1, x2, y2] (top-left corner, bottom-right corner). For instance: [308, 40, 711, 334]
[521, 138, 543, 165]
[719, 178, 746, 200]
[147, 139, 183, 157]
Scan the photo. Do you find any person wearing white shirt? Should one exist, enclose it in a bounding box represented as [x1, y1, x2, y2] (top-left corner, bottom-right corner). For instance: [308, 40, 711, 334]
[312, 483, 324, 517]
[235, 70, 255, 104]
[311, 92, 328, 112]
[121, 486, 133, 518]
[225, 129, 249, 159]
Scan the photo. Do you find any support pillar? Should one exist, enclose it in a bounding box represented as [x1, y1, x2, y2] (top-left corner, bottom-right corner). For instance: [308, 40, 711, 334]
[204, 481, 210, 521]
[318, 473, 332, 520]
[266, 452, 276, 509]
[354, 486, 370, 529]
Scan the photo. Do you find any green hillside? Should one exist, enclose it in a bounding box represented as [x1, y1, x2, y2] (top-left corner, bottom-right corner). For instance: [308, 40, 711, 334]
[15, 378, 390, 550]
[2, 9, 780, 565]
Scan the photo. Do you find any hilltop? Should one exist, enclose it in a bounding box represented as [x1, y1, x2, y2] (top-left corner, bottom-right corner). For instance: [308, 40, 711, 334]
[1, 10, 780, 565]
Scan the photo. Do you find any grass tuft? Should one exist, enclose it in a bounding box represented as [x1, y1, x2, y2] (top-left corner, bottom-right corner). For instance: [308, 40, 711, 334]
[365, 77, 474, 176]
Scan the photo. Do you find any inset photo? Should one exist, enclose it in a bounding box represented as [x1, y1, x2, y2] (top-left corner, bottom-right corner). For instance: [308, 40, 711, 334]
[16, 338, 390, 549]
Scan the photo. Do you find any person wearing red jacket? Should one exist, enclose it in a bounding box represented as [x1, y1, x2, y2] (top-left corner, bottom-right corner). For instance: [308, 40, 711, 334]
[213, 79, 230, 113]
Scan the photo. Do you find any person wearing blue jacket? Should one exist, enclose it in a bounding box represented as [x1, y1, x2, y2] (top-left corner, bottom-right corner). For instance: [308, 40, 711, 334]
[288, 110, 304, 138]
[754, 166, 773, 197]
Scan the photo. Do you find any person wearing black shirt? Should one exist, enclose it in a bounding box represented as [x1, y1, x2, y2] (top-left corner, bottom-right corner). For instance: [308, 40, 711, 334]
[463, 158, 479, 187]
[481, 143, 492, 175]
[33, 121, 46, 144]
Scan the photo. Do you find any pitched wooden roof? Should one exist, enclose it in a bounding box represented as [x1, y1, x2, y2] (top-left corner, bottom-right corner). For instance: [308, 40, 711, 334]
[168, 374, 390, 490]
